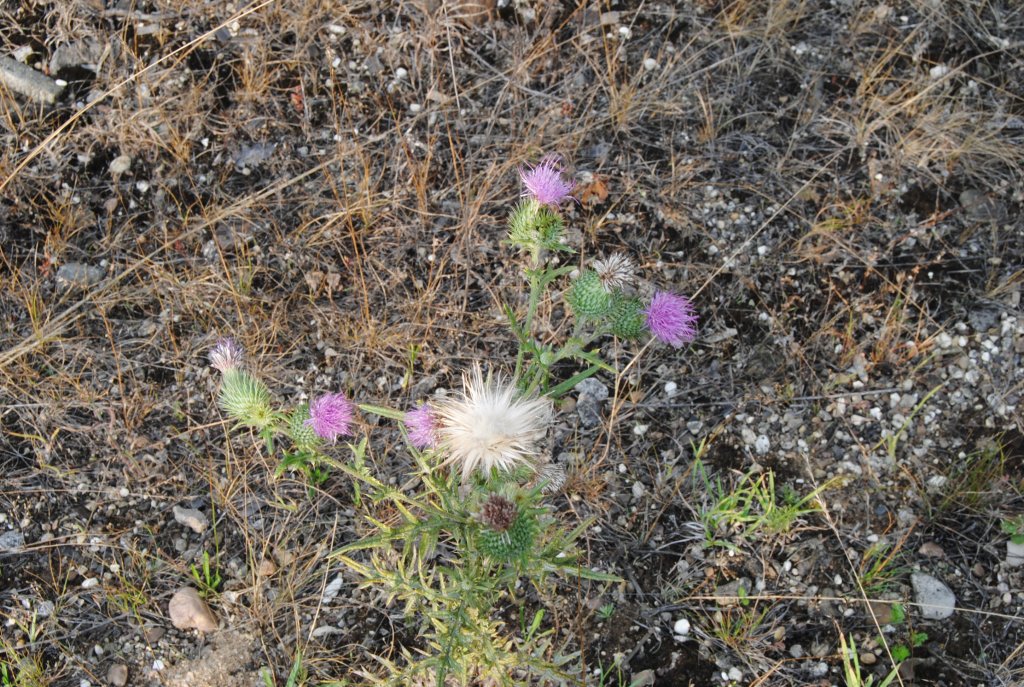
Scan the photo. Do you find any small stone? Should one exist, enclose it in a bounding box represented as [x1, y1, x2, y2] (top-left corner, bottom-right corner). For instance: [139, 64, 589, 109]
[918, 541, 944, 558]
[0, 530, 25, 552]
[864, 600, 897, 625]
[576, 396, 602, 428]
[576, 377, 609, 401]
[109, 155, 132, 176]
[713, 578, 751, 605]
[911, 572, 956, 620]
[173, 506, 209, 534]
[1006, 540, 1024, 567]
[56, 263, 104, 288]
[257, 558, 277, 576]
[860, 652, 877, 665]
[959, 189, 1007, 224]
[142, 626, 165, 644]
[642, 57, 658, 71]
[106, 663, 128, 686]
[789, 644, 804, 659]
[631, 669, 655, 687]
[673, 618, 690, 636]
[168, 587, 218, 632]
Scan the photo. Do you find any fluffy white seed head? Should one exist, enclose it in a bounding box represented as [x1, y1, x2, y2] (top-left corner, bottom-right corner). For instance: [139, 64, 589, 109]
[435, 365, 552, 483]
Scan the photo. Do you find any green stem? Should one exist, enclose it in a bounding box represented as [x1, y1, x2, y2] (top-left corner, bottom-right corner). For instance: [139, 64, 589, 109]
[515, 267, 545, 380]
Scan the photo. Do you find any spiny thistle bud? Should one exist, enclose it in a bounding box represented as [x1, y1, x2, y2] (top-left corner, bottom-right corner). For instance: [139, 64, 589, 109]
[288, 403, 320, 451]
[566, 269, 612, 319]
[477, 496, 539, 562]
[218, 368, 274, 429]
[609, 294, 646, 340]
[507, 199, 570, 255]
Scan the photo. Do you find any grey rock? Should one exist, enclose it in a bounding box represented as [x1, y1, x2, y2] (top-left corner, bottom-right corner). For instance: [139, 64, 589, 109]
[232, 142, 277, 168]
[56, 263, 104, 288]
[0, 56, 62, 104]
[911, 572, 956, 620]
[959, 189, 1007, 223]
[106, 663, 128, 687]
[968, 306, 1001, 334]
[576, 395, 602, 428]
[1006, 540, 1024, 567]
[713, 577, 751, 605]
[109, 154, 131, 176]
[173, 506, 209, 534]
[168, 587, 218, 632]
[630, 669, 655, 687]
[576, 377, 609, 401]
[49, 39, 106, 74]
[0, 530, 25, 552]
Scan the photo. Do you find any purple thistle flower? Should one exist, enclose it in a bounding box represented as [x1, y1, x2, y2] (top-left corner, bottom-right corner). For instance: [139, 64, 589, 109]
[644, 291, 698, 347]
[519, 154, 575, 207]
[404, 403, 439, 450]
[306, 393, 356, 443]
[209, 337, 244, 374]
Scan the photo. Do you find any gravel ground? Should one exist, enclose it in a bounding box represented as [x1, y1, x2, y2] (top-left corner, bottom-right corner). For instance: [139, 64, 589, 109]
[1, 1, 1023, 686]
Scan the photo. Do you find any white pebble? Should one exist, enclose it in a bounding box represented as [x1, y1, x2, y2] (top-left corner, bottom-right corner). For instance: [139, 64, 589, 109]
[643, 57, 658, 71]
[673, 618, 690, 635]
[664, 381, 677, 396]
[929, 64, 950, 79]
[633, 424, 649, 436]
[395, 67, 408, 80]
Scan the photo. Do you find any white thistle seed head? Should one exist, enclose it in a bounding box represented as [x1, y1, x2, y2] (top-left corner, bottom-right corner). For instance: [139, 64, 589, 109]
[435, 365, 552, 484]
[592, 252, 637, 291]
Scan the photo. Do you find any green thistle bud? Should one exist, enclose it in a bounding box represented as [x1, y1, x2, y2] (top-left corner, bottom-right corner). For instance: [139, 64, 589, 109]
[218, 368, 274, 429]
[477, 495, 539, 562]
[566, 270, 611, 319]
[507, 199, 571, 255]
[288, 403, 320, 451]
[609, 294, 646, 340]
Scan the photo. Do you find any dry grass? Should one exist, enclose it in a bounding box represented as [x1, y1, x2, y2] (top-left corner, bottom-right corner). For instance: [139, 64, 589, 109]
[2, 0, 1023, 685]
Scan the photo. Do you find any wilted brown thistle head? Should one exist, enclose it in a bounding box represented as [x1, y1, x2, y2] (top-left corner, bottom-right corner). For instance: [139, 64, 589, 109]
[479, 494, 518, 532]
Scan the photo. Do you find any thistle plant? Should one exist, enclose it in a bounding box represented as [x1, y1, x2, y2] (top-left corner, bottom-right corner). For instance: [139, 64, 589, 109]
[504, 154, 698, 396]
[332, 369, 613, 687]
[207, 152, 699, 686]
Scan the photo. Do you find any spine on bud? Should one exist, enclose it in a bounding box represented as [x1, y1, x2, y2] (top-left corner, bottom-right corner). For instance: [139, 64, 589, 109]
[477, 495, 539, 562]
[288, 403, 320, 451]
[218, 368, 274, 429]
[566, 270, 612, 319]
[609, 294, 646, 340]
